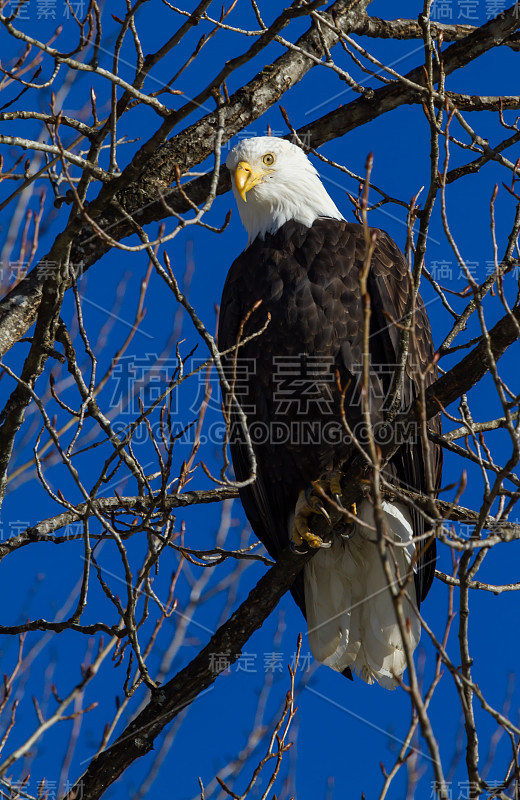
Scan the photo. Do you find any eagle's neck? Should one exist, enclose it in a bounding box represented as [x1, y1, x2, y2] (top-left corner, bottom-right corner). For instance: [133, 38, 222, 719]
[235, 174, 344, 246]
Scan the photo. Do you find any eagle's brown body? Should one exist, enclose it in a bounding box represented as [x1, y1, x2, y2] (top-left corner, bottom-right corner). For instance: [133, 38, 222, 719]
[219, 218, 441, 635]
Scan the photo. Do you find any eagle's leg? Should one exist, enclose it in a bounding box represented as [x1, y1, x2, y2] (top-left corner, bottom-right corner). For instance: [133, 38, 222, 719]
[291, 472, 359, 550]
[325, 470, 358, 520]
[292, 486, 333, 550]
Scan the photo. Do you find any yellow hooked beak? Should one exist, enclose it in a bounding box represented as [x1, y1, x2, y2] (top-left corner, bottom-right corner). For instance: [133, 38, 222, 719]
[234, 161, 269, 202]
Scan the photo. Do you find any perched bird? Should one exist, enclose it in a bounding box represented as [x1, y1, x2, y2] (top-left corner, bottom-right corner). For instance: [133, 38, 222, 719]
[218, 136, 441, 689]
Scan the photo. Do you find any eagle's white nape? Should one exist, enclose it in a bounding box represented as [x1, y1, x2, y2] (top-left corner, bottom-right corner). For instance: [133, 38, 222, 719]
[303, 500, 420, 689]
[226, 137, 344, 244]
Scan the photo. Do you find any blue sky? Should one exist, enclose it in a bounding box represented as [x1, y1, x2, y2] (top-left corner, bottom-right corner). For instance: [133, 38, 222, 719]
[1, 1, 519, 798]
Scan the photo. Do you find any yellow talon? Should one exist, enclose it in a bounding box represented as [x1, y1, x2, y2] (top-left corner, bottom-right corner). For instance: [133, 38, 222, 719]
[292, 488, 332, 549]
[290, 472, 353, 549]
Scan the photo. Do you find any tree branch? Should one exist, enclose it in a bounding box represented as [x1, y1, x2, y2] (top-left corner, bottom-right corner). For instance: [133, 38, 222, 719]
[0, 0, 372, 357]
[62, 546, 313, 800]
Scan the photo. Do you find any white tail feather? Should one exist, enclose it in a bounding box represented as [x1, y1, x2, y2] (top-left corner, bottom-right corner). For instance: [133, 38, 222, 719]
[303, 500, 420, 689]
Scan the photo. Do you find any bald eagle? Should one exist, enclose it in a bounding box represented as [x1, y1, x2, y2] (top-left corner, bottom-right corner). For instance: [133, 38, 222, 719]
[218, 137, 441, 689]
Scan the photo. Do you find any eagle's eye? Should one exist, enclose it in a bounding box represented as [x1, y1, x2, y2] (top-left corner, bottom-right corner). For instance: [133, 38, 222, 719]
[262, 153, 275, 167]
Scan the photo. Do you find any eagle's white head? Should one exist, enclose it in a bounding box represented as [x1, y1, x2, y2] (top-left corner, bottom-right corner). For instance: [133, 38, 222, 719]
[226, 136, 344, 245]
